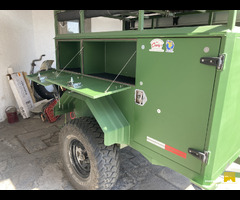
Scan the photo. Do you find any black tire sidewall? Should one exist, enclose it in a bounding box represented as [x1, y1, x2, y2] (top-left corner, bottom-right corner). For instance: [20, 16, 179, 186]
[59, 122, 100, 190]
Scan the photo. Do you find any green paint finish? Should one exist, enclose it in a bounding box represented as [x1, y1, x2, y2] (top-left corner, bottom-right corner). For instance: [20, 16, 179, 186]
[82, 40, 136, 78]
[58, 41, 81, 70]
[128, 32, 240, 188]
[27, 69, 131, 99]
[85, 95, 130, 146]
[27, 10, 240, 189]
[133, 37, 221, 174]
[27, 69, 57, 86]
[54, 25, 233, 40]
[200, 33, 240, 187]
[54, 91, 92, 118]
[82, 41, 105, 74]
[105, 42, 136, 77]
[54, 92, 76, 115]
[55, 91, 130, 146]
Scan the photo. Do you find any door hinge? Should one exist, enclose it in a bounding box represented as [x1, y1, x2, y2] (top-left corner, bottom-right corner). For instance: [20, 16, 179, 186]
[200, 54, 225, 71]
[188, 148, 210, 164]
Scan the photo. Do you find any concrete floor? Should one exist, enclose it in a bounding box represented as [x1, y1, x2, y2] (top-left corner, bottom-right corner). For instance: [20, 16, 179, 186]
[0, 115, 239, 190]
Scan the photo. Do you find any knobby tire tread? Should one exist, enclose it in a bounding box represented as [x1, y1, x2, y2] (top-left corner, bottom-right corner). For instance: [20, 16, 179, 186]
[59, 117, 119, 190]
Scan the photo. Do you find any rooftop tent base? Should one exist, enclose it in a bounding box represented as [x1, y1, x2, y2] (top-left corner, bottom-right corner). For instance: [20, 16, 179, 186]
[57, 10, 137, 21]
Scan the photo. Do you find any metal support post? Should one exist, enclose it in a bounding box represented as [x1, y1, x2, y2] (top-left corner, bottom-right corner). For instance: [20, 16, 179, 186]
[138, 10, 144, 31]
[227, 10, 237, 31]
[80, 10, 85, 33]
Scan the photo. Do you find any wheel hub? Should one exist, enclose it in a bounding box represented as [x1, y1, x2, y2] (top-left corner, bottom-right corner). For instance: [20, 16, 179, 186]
[76, 146, 86, 162]
[69, 139, 90, 178]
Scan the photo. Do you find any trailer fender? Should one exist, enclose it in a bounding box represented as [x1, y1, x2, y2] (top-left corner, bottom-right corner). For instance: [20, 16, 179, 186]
[55, 92, 130, 146]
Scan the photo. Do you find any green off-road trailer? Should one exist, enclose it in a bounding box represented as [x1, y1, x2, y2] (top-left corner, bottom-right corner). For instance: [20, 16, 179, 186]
[28, 10, 240, 189]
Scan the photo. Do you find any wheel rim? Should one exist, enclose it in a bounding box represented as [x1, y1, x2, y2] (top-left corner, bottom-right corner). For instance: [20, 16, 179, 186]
[69, 139, 91, 179]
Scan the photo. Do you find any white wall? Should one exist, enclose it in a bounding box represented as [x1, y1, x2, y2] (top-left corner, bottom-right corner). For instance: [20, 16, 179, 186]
[0, 10, 55, 122]
[31, 10, 56, 71]
[91, 17, 122, 32]
[0, 11, 121, 122]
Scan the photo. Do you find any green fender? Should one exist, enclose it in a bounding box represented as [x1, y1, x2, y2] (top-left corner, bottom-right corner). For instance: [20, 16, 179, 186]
[54, 91, 130, 146]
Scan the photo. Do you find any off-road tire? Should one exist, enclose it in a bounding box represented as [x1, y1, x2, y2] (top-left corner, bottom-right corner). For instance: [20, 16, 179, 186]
[59, 117, 120, 190]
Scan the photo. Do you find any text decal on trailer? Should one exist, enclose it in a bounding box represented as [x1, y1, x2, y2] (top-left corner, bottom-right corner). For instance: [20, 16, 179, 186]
[149, 39, 164, 52]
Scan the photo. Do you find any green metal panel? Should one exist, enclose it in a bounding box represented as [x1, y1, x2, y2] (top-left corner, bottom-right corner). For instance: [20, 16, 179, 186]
[54, 25, 230, 40]
[227, 10, 237, 30]
[133, 37, 221, 174]
[28, 10, 240, 188]
[54, 91, 92, 118]
[200, 32, 240, 187]
[27, 69, 131, 99]
[85, 95, 130, 146]
[105, 41, 136, 77]
[138, 10, 144, 31]
[82, 41, 105, 74]
[58, 41, 81, 70]
[80, 10, 85, 34]
[27, 74, 53, 87]
[55, 91, 130, 146]
[82, 40, 136, 77]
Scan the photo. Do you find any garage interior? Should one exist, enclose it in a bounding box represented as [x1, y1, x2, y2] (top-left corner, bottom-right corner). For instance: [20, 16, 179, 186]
[0, 10, 240, 190]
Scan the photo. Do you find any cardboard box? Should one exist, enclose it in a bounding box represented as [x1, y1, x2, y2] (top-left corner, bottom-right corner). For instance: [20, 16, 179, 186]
[7, 69, 34, 119]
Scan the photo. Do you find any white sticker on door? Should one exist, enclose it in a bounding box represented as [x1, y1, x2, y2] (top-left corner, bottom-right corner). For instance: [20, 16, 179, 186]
[149, 39, 164, 52]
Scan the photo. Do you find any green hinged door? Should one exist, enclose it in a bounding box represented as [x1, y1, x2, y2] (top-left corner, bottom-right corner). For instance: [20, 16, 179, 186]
[133, 37, 221, 174]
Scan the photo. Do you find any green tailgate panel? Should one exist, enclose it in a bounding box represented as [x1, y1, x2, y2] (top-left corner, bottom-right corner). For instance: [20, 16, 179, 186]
[27, 69, 130, 99]
[133, 37, 221, 174]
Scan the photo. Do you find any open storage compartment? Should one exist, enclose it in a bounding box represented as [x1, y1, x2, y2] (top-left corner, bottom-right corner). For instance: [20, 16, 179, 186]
[83, 40, 137, 85]
[57, 40, 82, 73]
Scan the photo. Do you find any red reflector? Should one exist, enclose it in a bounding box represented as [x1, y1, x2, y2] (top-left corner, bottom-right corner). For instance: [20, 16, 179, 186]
[165, 145, 187, 159]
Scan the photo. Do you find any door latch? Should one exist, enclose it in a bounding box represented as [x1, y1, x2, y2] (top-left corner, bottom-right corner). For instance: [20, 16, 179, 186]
[200, 54, 225, 71]
[188, 148, 210, 164]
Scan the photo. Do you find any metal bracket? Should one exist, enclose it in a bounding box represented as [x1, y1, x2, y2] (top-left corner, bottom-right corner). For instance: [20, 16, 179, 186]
[200, 54, 225, 71]
[67, 77, 82, 89]
[188, 148, 209, 164]
[37, 72, 47, 83]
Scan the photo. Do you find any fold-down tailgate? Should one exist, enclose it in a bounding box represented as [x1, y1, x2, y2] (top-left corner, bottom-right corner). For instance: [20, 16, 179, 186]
[27, 69, 131, 99]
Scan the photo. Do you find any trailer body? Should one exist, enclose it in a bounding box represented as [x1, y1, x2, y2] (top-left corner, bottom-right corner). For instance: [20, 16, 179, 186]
[27, 10, 240, 189]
